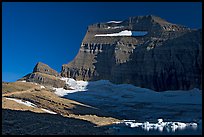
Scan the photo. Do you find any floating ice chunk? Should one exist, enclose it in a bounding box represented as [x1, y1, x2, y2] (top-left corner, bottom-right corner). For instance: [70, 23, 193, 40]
[117, 119, 198, 132]
[130, 123, 143, 128]
[158, 119, 163, 123]
[189, 123, 198, 126]
[158, 126, 164, 132]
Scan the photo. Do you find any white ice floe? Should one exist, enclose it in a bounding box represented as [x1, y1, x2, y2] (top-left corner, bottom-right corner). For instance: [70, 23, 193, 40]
[95, 30, 148, 37]
[107, 21, 122, 23]
[41, 108, 57, 114]
[6, 98, 37, 108]
[119, 118, 198, 132]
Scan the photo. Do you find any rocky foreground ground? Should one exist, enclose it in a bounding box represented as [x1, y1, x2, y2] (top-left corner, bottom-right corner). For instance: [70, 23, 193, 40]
[2, 81, 120, 135]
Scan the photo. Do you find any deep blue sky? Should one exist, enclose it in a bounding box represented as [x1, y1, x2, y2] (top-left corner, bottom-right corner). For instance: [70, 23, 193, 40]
[2, 2, 202, 82]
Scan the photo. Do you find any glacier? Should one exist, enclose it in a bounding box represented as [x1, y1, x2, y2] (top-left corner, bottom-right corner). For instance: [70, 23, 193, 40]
[53, 78, 202, 134]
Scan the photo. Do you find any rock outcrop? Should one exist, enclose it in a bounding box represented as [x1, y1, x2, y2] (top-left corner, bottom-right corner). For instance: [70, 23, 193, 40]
[61, 15, 202, 91]
[19, 62, 65, 88]
[33, 62, 59, 77]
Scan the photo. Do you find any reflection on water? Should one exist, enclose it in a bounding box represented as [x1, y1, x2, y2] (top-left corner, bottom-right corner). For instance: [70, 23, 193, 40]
[108, 119, 202, 135]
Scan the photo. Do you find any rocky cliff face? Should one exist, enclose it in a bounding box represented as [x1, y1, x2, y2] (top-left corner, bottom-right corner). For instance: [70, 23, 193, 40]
[33, 62, 59, 77]
[61, 15, 202, 91]
[19, 62, 65, 88]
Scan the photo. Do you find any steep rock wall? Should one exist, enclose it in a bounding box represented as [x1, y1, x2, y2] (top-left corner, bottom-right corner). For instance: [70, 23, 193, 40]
[61, 15, 202, 91]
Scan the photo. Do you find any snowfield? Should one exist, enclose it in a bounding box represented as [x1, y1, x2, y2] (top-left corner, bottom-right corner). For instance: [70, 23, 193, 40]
[95, 30, 148, 37]
[53, 77, 88, 96]
[54, 78, 202, 134]
[54, 78, 201, 105]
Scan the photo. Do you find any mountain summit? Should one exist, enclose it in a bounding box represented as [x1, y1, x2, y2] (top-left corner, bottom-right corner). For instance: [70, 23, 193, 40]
[20, 15, 201, 91]
[60, 15, 201, 91]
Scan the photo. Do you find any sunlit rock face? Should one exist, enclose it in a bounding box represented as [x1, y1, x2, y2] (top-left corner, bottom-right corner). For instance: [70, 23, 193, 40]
[19, 62, 66, 88]
[33, 62, 59, 77]
[61, 15, 202, 91]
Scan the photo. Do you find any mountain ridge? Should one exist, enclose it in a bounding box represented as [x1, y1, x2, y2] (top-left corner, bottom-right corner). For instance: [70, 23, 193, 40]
[19, 15, 202, 91]
[60, 15, 202, 91]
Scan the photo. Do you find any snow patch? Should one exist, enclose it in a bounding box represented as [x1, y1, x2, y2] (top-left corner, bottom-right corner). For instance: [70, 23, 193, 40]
[95, 30, 148, 37]
[107, 21, 122, 23]
[6, 98, 37, 108]
[54, 78, 89, 96]
[54, 78, 202, 105]
[5, 97, 57, 115]
[41, 108, 57, 114]
[105, 26, 124, 29]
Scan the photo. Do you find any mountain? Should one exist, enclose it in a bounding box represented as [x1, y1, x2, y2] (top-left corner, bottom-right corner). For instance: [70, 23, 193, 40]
[60, 15, 202, 91]
[5, 15, 202, 135]
[19, 62, 66, 88]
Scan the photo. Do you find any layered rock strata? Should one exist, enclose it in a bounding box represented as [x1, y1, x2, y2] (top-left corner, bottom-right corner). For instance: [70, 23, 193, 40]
[19, 62, 65, 88]
[61, 15, 202, 91]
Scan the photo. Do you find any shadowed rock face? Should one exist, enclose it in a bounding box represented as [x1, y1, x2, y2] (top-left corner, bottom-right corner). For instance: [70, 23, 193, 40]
[61, 15, 202, 91]
[26, 72, 65, 88]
